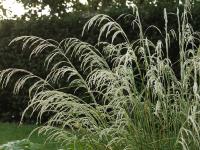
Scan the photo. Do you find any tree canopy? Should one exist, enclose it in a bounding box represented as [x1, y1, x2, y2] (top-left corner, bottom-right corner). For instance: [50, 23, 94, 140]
[2, 0, 197, 19]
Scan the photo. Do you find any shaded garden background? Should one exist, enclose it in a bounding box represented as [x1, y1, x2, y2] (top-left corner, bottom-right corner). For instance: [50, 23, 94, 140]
[1, 0, 200, 122]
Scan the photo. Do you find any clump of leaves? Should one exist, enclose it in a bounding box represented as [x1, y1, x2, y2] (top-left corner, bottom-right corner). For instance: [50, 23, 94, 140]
[0, 0, 200, 149]
[0, 139, 41, 150]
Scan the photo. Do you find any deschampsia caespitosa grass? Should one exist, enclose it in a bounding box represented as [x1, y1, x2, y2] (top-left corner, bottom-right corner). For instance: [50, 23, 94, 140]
[0, 0, 200, 149]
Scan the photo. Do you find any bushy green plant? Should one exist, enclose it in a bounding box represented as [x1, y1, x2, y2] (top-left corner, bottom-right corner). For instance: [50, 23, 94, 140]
[0, 139, 41, 150]
[0, 0, 200, 149]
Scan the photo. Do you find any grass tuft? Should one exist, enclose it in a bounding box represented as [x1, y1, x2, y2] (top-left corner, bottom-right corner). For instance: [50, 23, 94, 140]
[0, 0, 200, 149]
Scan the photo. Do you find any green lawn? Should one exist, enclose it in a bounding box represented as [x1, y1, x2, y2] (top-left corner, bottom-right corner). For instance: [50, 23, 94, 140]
[0, 122, 63, 150]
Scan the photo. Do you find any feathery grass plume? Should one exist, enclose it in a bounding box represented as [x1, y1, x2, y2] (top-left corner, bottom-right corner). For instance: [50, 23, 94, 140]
[0, 0, 200, 149]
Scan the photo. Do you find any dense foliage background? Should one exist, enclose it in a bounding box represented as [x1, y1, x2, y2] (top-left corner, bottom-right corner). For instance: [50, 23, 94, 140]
[1, 0, 200, 122]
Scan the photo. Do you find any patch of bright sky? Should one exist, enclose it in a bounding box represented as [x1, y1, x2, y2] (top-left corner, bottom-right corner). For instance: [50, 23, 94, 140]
[2, 0, 52, 19]
[2, 0, 25, 18]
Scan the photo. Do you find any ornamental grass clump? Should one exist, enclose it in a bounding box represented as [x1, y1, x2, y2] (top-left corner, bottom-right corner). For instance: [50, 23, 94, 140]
[0, 0, 200, 149]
